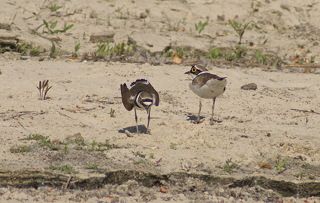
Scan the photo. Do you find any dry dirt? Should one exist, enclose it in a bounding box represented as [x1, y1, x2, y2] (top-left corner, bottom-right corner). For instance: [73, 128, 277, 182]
[0, 0, 320, 202]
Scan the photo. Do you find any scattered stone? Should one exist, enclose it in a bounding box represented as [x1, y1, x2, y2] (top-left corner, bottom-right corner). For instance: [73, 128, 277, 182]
[0, 23, 11, 30]
[20, 55, 30, 60]
[217, 14, 225, 21]
[89, 32, 114, 43]
[241, 83, 257, 90]
[160, 186, 168, 193]
[65, 132, 85, 144]
[280, 4, 290, 11]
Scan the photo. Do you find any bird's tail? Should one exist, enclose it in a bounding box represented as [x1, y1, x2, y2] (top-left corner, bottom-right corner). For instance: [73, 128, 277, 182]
[120, 83, 133, 111]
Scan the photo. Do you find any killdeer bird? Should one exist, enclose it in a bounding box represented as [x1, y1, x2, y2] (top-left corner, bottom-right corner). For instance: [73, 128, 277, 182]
[185, 65, 227, 125]
[120, 79, 160, 134]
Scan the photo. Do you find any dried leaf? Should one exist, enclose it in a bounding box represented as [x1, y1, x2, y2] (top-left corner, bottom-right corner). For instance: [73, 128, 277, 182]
[172, 55, 182, 64]
[160, 186, 168, 193]
[258, 162, 272, 169]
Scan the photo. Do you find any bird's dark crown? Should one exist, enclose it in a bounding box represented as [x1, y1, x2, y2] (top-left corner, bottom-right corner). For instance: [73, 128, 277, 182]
[185, 65, 208, 75]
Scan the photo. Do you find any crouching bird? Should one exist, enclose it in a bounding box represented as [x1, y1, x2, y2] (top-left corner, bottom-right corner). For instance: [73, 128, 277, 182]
[185, 65, 227, 125]
[120, 79, 160, 134]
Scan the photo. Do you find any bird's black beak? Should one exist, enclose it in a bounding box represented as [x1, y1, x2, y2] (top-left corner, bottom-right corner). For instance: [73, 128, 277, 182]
[184, 71, 190, 74]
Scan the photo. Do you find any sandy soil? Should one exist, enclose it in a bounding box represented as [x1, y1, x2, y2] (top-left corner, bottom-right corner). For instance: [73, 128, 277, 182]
[0, 0, 320, 202]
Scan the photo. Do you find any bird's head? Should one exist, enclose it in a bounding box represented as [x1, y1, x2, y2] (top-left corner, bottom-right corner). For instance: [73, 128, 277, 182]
[184, 64, 208, 78]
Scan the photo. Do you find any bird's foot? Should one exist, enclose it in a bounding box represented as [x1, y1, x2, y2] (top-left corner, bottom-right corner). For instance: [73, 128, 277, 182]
[192, 118, 205, 124]
[209, 118, 222, 125]
[146, 129, 151, 134]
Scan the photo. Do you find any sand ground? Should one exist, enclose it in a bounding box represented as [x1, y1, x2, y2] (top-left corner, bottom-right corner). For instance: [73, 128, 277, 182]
[0, 0, 320, 202]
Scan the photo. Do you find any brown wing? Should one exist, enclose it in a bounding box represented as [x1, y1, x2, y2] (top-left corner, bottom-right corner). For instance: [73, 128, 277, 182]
[120, 83, 134, 111]
[192, 73, 226, 87]
[130, 81, 160, 106]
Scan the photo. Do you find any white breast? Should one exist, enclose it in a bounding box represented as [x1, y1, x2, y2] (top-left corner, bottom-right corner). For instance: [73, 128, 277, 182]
[189, 78, 227, 99]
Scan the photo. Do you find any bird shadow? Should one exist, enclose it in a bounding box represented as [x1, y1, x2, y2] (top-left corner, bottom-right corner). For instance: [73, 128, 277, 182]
[186, 113, 205, 123]
[118, 125, 148, 134]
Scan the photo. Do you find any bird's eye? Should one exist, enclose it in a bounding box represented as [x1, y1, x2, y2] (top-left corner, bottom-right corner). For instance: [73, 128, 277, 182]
[191, 67, 197, 72]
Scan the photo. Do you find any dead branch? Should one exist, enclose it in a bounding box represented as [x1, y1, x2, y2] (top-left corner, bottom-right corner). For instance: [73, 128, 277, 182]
[290, 108, 320, 115]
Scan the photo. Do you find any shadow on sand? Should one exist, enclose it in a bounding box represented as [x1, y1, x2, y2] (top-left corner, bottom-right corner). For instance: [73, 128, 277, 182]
[118, 125, 148, 134]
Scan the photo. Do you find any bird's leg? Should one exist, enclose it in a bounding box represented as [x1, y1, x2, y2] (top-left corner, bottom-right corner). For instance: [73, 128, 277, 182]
[210, 97, 216, 125]
[134, 107, 139, 134]
[146, 107, 151, 134]
[194, 99, 203, 124]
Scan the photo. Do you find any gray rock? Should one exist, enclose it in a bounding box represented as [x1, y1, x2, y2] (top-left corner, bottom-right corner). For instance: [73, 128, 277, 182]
[241, 83, 257, 90]
[90, 32, 115, 43]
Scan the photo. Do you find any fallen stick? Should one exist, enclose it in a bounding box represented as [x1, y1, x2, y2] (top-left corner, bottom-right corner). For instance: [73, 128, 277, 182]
[290, 108, 320, 115]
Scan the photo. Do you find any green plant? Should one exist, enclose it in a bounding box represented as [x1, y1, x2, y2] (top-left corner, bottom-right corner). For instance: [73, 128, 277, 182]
[63, 144, 69, 154]
[49, 164, 77, 174]
[25, 133, 60, 150]
[49, 42, 58, 58]
[165, 47, 185, 58]
[234, 45, 247, 58]
[195, 20, 208, 35]
[10, 145, 32, 153]
[72, 42, 81, 57]
[30, 46, 41, 56]
[17, 42, 42, 56]
[48, 3, 62, 12]
[43, 20, 74, 34]
[94, 42, 134, 59]
[85, 163, 99, 170]
[208, 47, 222, 59]
[275, 158, 287, 174]
[222, 158, 238, 174]
[109, 108, 115, 117]
[255, 50, 267, 64]
[228, 20, 253, 44]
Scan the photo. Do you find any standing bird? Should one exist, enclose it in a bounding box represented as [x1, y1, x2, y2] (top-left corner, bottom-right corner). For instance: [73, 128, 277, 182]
[185, 65, 227, 125]
[120, 79, 160, 134]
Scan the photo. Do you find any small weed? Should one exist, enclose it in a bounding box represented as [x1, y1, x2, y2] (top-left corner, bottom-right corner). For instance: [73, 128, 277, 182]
[85, 163, 99, 170]
[208, 47, 222, 59]
[48, 3, 62, 12]
[195, 20, 208, 35]
[109, 108, 115, 117]
[49, 164, 77, 174]
[17, 42, 42, 56]
[25, 133, 47, 141]
[88, 140, 117, 151]
[275, 158, 287, 174]
[63, 144, 69, 154]
[72, 42, 81, 57]
[10, 145, 32, 153]
[30, 46, 41, 56]
[224, 51, 236, 61]
[25, 133, 59, 150]
[165, 47, 185, 58]
[222, 158, 238, 174]
[255, 50, 267, 64]
[43, 20, 73, 34]
[37, 80, 52, 100]
[170, 143, 177, 150]
[234, 45, 247, 58]
[164, 16, 186, 32]
[94, 42, 134, 59]
[228, 19, 253, 44]
[49, 42, 58, 58]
